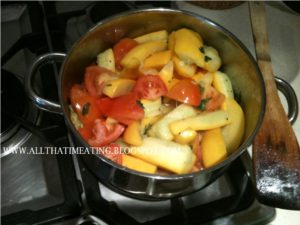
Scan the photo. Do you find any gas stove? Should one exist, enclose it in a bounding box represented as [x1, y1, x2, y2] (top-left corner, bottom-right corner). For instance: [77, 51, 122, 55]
[1, 1, 299, 225]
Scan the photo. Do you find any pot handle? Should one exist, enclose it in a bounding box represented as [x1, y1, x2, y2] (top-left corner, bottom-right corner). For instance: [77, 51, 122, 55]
[275, 77, 298, 124]
[25, 52, 66, 115]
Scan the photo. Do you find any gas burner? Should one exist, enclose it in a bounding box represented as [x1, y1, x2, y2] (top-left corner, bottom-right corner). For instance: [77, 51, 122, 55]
[0, 69, 39, 157]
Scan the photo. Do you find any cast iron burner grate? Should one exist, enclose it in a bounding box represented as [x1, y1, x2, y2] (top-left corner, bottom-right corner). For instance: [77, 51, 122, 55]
[1, 111, 83, 225]
[1, 69, 28, 138]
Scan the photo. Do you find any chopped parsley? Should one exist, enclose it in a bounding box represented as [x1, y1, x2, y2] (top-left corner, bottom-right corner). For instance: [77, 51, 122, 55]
[198, 98, 211, 111]
[69, 105, 83, 129]
[136, 100, 144, 109]
[200, 46, 205, 54]
[143, 125, 152, 135]
[199, 85, 205, 94]
[82, 103, 90, 116]
[204, 55, 212, 62]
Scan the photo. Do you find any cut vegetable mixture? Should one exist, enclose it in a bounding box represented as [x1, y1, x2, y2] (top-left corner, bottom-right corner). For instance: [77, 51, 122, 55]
[69, 28, 245, 175]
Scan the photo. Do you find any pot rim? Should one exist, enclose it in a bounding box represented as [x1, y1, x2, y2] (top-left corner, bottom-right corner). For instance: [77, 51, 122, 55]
[59, 8, 266, 180]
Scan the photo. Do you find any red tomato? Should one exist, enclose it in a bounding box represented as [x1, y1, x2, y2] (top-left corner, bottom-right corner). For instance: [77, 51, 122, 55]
[84, 65, 116, 97]
[88, 119, 125, 147]
[96, 97, 111, 115]
[78, 124, 93, 141]
[167, 79, 201, 106]
[133, 75, 168, 100]
[202, 86, 225, 111]
[100, 143, 123, 164]
[70, 84, 102, 126]
[113, 38, 138, 70]
[96, 92, 144, 125]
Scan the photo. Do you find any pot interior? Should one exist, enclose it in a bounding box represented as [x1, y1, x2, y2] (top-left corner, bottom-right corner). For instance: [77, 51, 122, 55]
[60, 9, 265, 170]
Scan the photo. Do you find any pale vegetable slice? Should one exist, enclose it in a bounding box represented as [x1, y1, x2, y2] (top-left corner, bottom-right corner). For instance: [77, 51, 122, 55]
[121, 40, 167, 68]
[174, 129, 197, 145]
[123, 121, 143, 146]
[134, 30, 168, 44]
[122, 154, 157, 174]
[174, 28, 205, 67]
[140, 98, 162, 118]
[148, 104, 197, 141]
[159, 61, 174, 89]
[212, 71, 234, 98]
[102, 79, 135, 98]
[192, 71, 213, 87]
[157, 103, 174, 115]
[69, 106, 82, 129]
[143, 50, 171, 69]
[95, 73, 118, 88]
[192, 72, 214, 101]
[141, 116, 161, 134]
[140, 115, 162, 135]
[202, 46, 221, 72]
[115, 139, 129, 148]
[221, 98, 245, 153]
[106, 117, 118, 124]
[97, 48, 115, 71]
[139, 67, 159, 76]
[173, 56, 197, 78]
[202, 128, 227, 168]
[169, 110, 231, 136]
[131, 137, 196, 174]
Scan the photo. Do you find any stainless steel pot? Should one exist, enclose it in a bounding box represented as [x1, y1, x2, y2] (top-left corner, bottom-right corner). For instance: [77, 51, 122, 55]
[25, 8, 298, 201]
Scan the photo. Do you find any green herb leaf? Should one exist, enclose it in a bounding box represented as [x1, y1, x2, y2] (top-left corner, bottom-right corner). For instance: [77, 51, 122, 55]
[199, 85, 205, 94]
[204, 55, 212, 62]
[200, 46, 205, 54]
[82, 103, 90, 116]
[143, 125, 152, 135]
[136, 100, 144, 109]
[198, 98, 210, 111]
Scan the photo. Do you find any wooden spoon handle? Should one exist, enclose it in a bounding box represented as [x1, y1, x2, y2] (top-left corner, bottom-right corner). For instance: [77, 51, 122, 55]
[249, 2, 300, 209]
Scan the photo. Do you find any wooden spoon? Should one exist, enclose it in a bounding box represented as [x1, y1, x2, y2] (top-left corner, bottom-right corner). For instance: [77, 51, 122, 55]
[249, 2, 300, 209]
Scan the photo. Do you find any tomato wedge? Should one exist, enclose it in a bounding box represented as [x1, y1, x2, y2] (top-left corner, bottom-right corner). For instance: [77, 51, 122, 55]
[78, 124, 93, 141]
[113, 38, 138, 70]
[84, 65, 116, 97]
[70, 84, 102, 126]
[133, 75, 168, 100]
[96, 92, 144, 125]
[201, 86, 225, 111]
[88, 119, 125, 147]
[167, 79, 201, 106]
[100, 143, 123, 164]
